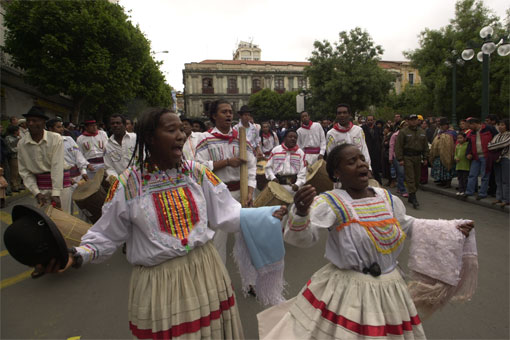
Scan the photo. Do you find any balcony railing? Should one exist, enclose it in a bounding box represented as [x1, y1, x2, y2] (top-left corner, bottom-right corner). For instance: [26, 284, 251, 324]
[275, 88, 285, 94]
[227, 88, 239, 94]
[251, 87, 262, 94]
[202, 87, 214, 94]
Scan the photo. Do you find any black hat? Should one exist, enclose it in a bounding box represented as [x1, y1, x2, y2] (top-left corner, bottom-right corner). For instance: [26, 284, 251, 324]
[23, 106, 49, 120]
[439, 117, 449, 126]
[3, 205, 68, 269]
[408, 114, 418, 120]
[238, 105, 251, 115]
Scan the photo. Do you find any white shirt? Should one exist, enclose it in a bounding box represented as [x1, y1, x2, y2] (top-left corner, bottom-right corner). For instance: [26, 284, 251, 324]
[260, 131, 279, 155]
[75, 161, 241, 266]
[17, 130, 64, 196]
[297, 121, 326, 165]
[104, 132, 136, 177]
[63, 136, 88, 175]
[194, 127, 257, 189]
[76, 130, 108, 161]
[265, 144, 307, 190]
[183, 132, 213, 170]
[233, 122, 260, 151]
[326, 123, 372, 169]
[284, 187, 413, 274]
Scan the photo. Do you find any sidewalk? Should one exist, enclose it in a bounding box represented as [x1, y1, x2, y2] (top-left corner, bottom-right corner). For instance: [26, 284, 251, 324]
[4, 189, 31, 207]
[419, 176, 509, 213]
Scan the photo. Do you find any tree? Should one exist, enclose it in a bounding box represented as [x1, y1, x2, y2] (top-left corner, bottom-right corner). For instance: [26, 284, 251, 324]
[305, 27, 395, 116]
[2, 0, 172, 122]
[404, 0, 509, 120]
[248, 89, 300, 122]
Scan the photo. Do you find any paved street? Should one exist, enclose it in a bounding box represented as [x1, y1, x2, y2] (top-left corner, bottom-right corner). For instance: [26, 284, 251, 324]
[1, 189, 508, 339]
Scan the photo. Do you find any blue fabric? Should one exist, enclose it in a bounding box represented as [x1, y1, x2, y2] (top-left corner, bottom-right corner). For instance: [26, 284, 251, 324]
[466, 157, 490, 197]
[239, 206, 285, 270]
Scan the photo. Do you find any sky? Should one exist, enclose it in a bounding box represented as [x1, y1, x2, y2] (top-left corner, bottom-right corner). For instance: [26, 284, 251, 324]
[118, 0, 508, 91]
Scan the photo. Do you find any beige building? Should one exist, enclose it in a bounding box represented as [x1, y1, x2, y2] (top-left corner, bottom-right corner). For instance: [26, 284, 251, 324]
[182, 58, 421, 117]
[182, 59, 309, 117]
[233, 41, 261, 61]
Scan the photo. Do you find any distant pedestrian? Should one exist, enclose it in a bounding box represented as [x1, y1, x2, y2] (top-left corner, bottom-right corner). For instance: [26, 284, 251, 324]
[5, 125, 21, 192]
[297, 111, 326, 166]
[463, 117, 498, 200]
[455, 133, 470, 196]
[430, 118, 457, 188]
[0, 167, 7, 208]
[395, 114, 429, 209]
[389, 121, 408, 197]
[488, 118, 510, 207]
[361, 115, 383, 184]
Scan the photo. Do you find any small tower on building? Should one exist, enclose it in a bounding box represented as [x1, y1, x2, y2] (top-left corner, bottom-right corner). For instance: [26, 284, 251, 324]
[233, 40, 261, 61]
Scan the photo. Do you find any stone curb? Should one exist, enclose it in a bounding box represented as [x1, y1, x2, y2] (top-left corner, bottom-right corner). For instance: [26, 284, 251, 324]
[420, 183, 509, 213]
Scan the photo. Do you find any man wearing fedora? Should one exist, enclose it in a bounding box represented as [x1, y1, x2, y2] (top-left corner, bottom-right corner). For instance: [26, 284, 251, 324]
[17, 106, 72, 212]
[233, 105, 264, 159]
[76, 118, 109, 179]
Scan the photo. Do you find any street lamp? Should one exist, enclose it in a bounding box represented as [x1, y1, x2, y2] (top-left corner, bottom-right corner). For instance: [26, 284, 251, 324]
[444, 50, 464, 128]
[461, 26, 509, 121]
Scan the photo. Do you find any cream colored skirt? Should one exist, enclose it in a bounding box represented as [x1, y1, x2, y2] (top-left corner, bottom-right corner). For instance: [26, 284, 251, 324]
[128, 242, 244, 339]
[258, 263, 426, 340]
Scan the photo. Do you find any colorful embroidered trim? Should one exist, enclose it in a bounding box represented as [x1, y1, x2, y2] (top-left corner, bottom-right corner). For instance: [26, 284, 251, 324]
[152, 187, 200, 240]
[288, 212, 310, 231]
[77, 243, 99, 262]
[204, 168, 221, 186]
[105, 180, 119, 203]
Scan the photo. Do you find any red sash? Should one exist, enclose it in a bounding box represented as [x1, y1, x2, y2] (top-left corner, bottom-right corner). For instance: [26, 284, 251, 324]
[35, 170, 72, 190]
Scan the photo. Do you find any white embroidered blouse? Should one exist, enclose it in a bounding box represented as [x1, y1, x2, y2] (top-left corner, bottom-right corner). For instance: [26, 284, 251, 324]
[76, 130, 109, 161]
[75, 161, 241, 266]
[284, 187, 414, 274]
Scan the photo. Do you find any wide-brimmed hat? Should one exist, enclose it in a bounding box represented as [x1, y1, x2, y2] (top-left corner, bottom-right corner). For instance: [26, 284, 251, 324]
[23, 106, 49, 120]
[3, 205, 68, 269]
[238, 105, 252, 115]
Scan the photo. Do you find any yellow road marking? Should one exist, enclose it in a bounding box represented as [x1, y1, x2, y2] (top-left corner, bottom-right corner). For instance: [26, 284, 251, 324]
[0, 250, 8, 257]
[0, 270, 32, 289]
[67, 337, 81, 340]
[0, 211, 12, 225]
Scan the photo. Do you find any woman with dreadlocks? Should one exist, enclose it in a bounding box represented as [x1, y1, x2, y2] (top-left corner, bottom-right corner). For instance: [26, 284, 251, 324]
[49, 108, 287, 339]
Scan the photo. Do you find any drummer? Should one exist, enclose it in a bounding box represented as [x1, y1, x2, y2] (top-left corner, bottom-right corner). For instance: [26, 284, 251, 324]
[17, 106, 73, 212]
[297, 111, 326, 166]
[76, 118, 109, 179]
[194, 99, 257, 264]
[260, 122, 279, 159]
[265, 129, 307, 195]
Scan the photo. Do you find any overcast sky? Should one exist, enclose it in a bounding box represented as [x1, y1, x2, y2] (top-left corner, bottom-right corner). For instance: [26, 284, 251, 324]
[119, 0, 508, 91]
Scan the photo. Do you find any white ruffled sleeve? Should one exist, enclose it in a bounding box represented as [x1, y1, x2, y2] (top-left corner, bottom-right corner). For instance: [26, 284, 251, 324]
[284, 194, 337, 248]
[200, 166, 242, 233]
[75, 180, 131, 264]
[392, 195, 415, 237]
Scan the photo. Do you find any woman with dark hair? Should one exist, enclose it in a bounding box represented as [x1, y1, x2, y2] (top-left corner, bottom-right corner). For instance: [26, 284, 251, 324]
[258, 143, 476, 339]
[265, 129, 307, 195]
[51, 108, 289, 339]
[194, 99, 257, 263]
[430, 118, 457, 188]
[488, 118, 510, 207]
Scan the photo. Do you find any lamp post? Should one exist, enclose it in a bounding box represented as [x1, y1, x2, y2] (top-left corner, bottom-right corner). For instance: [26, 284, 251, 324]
[444, 51, 464, 128]
[461, 26, 510, 121]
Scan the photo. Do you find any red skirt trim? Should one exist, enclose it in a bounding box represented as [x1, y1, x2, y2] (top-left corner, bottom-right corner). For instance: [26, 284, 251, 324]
[302, 286, 421, 337]
[129, 294, 236, 339]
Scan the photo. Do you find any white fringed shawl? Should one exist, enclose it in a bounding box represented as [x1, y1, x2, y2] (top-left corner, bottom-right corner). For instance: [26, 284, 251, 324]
[408, 219, 478, 318]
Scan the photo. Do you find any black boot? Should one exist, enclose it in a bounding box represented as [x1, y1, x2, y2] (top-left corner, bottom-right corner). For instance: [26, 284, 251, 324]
[409, 193, 419, 209]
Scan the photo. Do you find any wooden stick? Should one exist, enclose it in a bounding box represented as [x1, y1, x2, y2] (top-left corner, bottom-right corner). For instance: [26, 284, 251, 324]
[239, 127, 248, 207]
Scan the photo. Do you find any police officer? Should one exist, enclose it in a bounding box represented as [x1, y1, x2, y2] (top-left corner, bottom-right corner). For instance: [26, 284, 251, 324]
[395, 114, 429, 209]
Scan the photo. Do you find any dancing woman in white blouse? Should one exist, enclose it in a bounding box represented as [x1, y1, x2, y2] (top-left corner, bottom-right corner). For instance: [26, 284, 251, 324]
[258, 144, 474, 340]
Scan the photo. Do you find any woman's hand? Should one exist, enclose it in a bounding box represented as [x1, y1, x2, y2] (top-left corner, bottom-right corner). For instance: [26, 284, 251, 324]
[272, 205, 288, 220]
[294, 185, 316, 216]
[31, 256, 74, 279]
[227, 157, 245, 168]
[457, 221, 474, 237]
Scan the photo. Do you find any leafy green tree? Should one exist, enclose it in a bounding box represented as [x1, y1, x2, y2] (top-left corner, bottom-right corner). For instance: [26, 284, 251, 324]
[405, 0, 509, 120]
[305, 27, 395, 116]
[248, 89, 300, 122]
[278, 91, 300, 121]
[2, 0, 172, 122]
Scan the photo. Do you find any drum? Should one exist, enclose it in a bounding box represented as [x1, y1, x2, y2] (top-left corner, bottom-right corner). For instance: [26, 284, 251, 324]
[44, 205, 92, 247]
[256, 160, 268, 191]
[72, 168, 107, 223]
[305, 159, 333, 194]
[253, 181, 294, 207]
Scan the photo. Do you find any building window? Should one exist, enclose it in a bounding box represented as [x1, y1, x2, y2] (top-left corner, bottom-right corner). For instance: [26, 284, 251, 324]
[252, 78, 261, 93]
[203, 101, 211, 114]
[297, 77, 306, 89]
[275, 77, 285, 93]
[202, 77, 214, 94]
[227, 77, 238, 94]
[408, 73, 414, 86]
